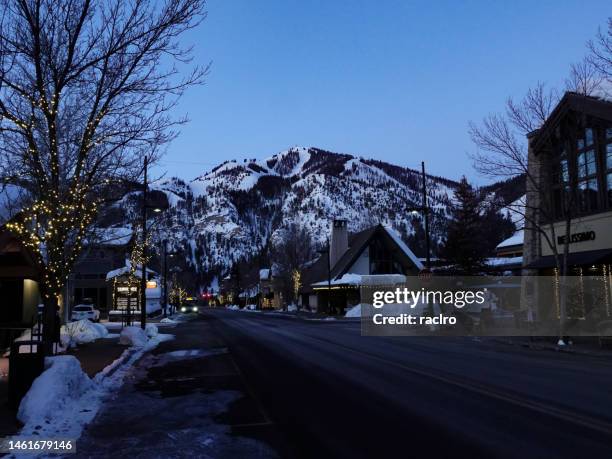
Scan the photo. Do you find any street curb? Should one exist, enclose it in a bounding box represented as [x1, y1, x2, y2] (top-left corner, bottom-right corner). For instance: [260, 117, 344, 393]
[93, 348, 138, 381]
[492, 338, 612, 358]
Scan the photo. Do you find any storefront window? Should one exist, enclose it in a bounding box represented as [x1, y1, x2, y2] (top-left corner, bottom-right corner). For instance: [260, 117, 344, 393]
[585, 128, 594, 146]
[577, 147, 598, 212]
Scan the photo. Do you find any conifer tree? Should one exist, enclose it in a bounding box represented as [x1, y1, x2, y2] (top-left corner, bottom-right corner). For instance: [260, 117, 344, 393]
[440, 177, 487, 274]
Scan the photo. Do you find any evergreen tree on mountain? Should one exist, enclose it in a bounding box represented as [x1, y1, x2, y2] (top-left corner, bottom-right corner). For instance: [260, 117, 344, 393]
[440, 177, 487, 274]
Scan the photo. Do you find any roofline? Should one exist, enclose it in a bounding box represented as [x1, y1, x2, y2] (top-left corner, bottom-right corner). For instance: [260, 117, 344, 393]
[530, 91, 612, 151]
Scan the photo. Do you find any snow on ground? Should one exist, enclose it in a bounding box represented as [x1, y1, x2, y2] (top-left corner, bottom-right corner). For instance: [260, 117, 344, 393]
[150, 348, 228, 368]
[119, 326, 148, 347]
[12, 333, 174, 454]
[17, 356, 94, 426]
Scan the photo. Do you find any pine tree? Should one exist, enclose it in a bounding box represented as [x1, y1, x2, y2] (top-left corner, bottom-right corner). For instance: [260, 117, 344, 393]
[440, 177, 487, 274]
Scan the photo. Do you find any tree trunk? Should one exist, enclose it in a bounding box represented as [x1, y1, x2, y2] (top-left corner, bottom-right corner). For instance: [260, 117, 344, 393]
[42, 296, 57, 356]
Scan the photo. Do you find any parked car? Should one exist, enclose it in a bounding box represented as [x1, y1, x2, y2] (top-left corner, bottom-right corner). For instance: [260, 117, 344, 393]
[71, 304, 101, 322]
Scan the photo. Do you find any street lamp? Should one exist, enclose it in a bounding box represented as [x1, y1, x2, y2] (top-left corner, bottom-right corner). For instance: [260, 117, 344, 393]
[162, 244, 177, 318]
[140, 155, 168, 329]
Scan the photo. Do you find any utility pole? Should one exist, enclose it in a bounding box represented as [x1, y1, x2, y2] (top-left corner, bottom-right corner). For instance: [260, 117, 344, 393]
[421, 161, 431, 270]
[162, 239, 168, 318]
[140, 155, 148, 330]
[326, 239, 332, 315]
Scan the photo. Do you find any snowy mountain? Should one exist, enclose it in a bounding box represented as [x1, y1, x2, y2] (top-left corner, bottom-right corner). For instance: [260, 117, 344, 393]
[104, 146, 518, 290]
[0, 145, 520, 291]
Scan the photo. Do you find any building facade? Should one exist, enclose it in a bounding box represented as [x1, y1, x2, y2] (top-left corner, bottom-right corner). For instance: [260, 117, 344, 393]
[0, 229, 41, 326]
[300, 220, 423, 313]
[66, 227, 133, 319]
[523, 92, 612, 326]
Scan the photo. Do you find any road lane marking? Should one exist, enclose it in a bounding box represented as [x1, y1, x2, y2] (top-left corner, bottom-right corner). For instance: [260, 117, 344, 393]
[209, 310, 612, 436]
[305, 334, 612, 436]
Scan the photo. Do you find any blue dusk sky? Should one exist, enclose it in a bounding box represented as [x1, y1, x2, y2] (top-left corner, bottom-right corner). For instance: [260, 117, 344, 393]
[155, 0, 611, 184]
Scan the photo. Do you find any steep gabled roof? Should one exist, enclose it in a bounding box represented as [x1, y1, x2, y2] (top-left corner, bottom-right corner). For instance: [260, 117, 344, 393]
[530, 92, 612, 152]
[301, 224, 422, 292]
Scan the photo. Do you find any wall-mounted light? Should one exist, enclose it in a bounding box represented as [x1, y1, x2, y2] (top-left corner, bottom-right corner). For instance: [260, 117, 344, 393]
[146, 280, 157, 289]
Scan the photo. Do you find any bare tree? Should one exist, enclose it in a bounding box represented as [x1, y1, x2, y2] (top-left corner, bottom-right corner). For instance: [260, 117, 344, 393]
[469, 83, 580, 343]
[0, 0, 207, 353]
[565, 59, 604, 96]
[588, 18, 612, 86]
[271, 222, 316, 310]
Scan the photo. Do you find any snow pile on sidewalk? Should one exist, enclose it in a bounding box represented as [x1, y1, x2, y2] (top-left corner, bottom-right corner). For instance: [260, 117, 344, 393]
[61, 320, 109, 348]
[119, 324, 159, 347]
[145, 323, 158, 338]
[345, 304, 362, 318]
[17, 355, 94, 425]
[119, 326, 148, 347]
[14, 332, 174, 449]
[226, 304, 240, 310]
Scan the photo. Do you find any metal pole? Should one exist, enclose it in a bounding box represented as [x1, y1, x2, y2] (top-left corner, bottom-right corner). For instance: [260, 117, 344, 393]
[421, 161, 431, 269]
[163, 239, 168, 318]
[140, 155, 148, 330]
[326, 239, 332, 315]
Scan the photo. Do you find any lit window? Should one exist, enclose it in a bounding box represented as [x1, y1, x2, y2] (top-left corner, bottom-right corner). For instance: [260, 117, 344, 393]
[146, 280, 157, 289]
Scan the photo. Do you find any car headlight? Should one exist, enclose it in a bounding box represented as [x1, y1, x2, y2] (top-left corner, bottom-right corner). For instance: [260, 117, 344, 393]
[192, 306, 198, 312]
[180, 307, 187, 312]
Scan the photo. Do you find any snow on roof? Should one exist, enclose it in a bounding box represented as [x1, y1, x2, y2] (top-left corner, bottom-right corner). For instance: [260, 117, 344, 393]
[486, 256, 523, 267]
[383, 225, 424, 270]
[106, 262, 157, 281]
[312, 273, 362, 287]
[496, 230, 524, 249]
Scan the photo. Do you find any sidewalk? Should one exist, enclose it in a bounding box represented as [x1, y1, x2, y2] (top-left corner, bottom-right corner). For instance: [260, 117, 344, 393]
[66, 338, 130, 377]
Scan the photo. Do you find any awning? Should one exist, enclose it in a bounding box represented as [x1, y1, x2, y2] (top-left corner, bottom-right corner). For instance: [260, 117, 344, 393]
[525, 249, 612, 269]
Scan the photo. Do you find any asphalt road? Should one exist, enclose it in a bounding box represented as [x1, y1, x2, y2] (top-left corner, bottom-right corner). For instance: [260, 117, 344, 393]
[204, 308, 612, 459]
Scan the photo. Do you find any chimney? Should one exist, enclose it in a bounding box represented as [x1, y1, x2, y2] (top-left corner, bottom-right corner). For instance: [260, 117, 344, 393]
[329, 219, 348, 268]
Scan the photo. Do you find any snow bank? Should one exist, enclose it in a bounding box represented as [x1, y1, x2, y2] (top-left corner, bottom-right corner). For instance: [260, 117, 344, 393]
[145, 323, 158, 338]
[119, 326, 148, 347]
[226, 304, 240, 310]
[287, 304, 298, 312]
[14, 332, 175, 448]
[345, 304, 362, 318]
[17, 356, 94, 425]
[61, 320, 109, 348]
[160, 317, 176, 324]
